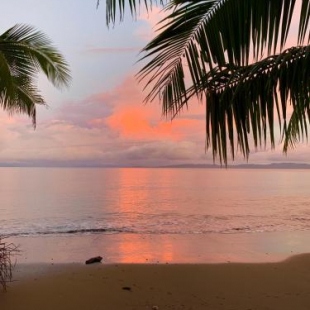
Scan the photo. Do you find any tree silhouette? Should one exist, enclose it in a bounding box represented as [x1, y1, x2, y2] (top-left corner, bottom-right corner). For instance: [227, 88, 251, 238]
[103, 0, 310, 164]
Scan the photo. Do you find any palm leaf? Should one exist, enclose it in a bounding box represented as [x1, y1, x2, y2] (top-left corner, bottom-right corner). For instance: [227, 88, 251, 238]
[298, 0, 310, 44]
[103, 0, 310, 163]
[7, 76, 44, 127]
[202, 45, 310, 163]
[0, 24, 70, 125]
[138, 0, 305, 113]
[0, 24, 71, 88]
[103, 0, 166, 25]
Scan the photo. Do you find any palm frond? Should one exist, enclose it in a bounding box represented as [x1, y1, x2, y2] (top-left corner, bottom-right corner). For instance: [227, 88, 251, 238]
[0, 73, 45, 126]
[103, 0, 310, 163]
[298, 0, 310, 44]
[0, 24, 70, 125]
[0, 24, 71, 88]
[138, 1, 217, 113]
[282, 100, 309, 152]
[103, 0, 166, 25]
[201, 45, 310, 164]
[138, 0, 304, 117]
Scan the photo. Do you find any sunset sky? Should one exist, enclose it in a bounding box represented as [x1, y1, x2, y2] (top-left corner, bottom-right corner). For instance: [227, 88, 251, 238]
[0, 0, 309, 167]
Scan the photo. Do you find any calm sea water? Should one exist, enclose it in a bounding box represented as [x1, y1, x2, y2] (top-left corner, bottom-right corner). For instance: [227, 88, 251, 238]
[1, 167, 310, 237]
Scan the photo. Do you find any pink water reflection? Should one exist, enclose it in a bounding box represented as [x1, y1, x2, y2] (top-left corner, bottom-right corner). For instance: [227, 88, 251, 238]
[9, 231, 310, 265]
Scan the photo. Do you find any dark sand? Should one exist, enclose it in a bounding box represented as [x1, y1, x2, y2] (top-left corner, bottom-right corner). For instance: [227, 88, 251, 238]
[2, 254, 310, 310]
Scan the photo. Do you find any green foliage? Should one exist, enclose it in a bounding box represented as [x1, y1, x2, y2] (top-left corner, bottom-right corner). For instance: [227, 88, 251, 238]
[0, 24, 71, 126]
[104, 0, 310, 164]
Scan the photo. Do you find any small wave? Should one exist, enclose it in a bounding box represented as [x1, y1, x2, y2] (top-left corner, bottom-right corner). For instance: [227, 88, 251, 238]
[5, 227, 136, 237]
[4, 212, 310, 237]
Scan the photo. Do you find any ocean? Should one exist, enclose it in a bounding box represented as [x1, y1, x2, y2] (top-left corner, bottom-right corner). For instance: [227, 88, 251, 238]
[2, 167, 310, 263]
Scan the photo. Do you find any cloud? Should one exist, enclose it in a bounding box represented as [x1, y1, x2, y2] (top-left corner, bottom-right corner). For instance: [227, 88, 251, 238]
[134, 6, 166, 41]
[101, 76, 205, 142]
[56, 74, 205, 142]
[106, 140, 203, 166]
[0, 68, 308, 167]
[0, 72, 208, 166]
[55, 91, 116, 128]
[138, 5, 165, 28]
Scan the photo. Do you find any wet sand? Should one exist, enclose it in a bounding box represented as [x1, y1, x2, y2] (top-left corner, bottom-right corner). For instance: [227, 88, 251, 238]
[8, 231, 310, 264]
[1, 254, 310, 310]
[2, 232, 310, 309]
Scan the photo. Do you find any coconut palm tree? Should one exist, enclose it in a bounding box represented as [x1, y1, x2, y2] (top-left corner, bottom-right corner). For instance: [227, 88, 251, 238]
[0, 24, 70, 126]
[103, 0, 310, 164]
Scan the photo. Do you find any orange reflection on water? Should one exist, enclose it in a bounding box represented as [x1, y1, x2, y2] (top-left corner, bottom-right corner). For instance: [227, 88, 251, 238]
[112, 168, 178, 262]
[114, 167, 180, 213]
[115, 168, 149, 214]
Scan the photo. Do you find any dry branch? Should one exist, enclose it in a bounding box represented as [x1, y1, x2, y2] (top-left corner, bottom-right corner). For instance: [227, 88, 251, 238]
[0, 237, 18, 291]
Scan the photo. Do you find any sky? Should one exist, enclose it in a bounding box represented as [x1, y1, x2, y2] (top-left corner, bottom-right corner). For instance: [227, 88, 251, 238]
[0, 0, 309, 167]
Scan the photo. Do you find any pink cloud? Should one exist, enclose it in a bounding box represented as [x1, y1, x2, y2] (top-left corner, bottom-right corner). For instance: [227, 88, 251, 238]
[79, 75, 206, 142]
[138, 6, 165, 28]
[135, 6, 166, 41]
[106, 104, 202, 141]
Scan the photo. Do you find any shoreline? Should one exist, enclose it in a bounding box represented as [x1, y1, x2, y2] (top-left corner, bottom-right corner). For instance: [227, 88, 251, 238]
[2, 254, 310, 309]
[7, 230, 310, 265]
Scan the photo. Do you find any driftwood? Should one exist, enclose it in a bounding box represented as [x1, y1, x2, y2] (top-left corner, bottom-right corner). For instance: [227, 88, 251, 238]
[85, 256, 103, 265]
[0, 237, 18, 291]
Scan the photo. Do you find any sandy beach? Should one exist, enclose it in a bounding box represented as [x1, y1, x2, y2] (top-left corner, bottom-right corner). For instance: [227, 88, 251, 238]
[1, 254, 310, 310]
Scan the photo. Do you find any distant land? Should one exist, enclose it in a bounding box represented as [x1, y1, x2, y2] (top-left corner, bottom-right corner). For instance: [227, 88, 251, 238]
[0, 162, 310, 169]
[159, 163, 310, 169]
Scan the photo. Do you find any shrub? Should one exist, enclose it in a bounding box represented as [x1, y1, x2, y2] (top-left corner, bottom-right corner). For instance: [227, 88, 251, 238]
[0, 237, 18, 291]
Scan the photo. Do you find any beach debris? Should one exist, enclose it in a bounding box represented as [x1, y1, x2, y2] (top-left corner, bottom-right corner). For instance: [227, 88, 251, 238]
[122, 286, 132, 291]
[85, 256, 103, 264]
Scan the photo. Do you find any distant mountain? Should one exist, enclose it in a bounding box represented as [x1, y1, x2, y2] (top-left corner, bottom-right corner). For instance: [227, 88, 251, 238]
[0, 162, 310, 169]
[160, 163, 310, 169]
[239, 163, 310, 169]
